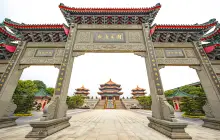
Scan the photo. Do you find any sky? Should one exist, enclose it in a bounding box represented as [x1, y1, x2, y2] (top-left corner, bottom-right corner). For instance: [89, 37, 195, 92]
[1, 0, 219, 97]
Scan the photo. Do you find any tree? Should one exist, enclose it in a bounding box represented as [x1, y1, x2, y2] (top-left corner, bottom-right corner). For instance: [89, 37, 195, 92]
[46, 87, 54, 96]
[136, 96, 152, 109]
[165, 85, 206, 116]
[164, 89, 176, 97]
[33, 80, 46, 90]
[66, 95, 84, 109]
[13, 80, 38, 114]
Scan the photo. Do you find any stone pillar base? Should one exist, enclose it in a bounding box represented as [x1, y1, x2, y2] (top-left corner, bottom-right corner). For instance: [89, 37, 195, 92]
[147, 117, 192, 139]
[25, 116, 71, 138]
[0, 116, 19, 129]
[202, 118, 220, 130]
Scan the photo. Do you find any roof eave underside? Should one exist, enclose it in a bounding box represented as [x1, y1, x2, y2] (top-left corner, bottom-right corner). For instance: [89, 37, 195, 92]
[59, 3, 161, 26]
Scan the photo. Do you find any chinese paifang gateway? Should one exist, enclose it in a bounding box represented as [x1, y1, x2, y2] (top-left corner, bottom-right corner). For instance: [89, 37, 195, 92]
[0, 2, 220, 140]
[1, 3, 219, 59]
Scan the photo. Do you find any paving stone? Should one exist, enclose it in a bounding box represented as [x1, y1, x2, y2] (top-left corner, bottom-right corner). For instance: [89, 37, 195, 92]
[0, 110, 220, 140]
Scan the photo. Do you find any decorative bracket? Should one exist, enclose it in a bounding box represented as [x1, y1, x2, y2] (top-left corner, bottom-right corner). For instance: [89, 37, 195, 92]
[72, 52, 85, 57]
[18, 65, 30, 70]
[189, 65, 202, 71]
[158, 65, 165, 70]
[133, 52, 146, 57]
[54, 65, 61, 69]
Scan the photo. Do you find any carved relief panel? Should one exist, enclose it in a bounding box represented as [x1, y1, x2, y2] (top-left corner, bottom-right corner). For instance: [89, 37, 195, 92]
[184, 48, 196, 58]
[128, 31, 142, 43]
[76, 31, 91, 43]
[20, 48, 64, 65]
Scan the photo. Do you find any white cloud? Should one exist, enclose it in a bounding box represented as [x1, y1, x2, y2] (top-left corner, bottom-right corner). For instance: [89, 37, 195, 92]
[3, 0, 220, 97]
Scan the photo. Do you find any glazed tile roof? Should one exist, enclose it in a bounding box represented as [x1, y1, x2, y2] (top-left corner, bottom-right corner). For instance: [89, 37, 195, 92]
[3, 19, 69, 43]
[35, 89, 51, 98]
[98, 79, 123, 95]
[0, 3, 219, 60]
[201, 23, 220, 41]
[131, 86, 146, 95]
[0, 24, 19, 59]
[132, 85, 146, 91]
[200, 23, 220, 59]
[4, 19, 69, 31]
[75, 85, 89, 91]
[59, 3, 161, 25]
[75, 85, 90, 95]
[100, 79, 121, 87]
[99, 86, 122, 90]
[166, 89, 194, 99]
[59, 3, 161, 13]
[0, 23, 20, 41]
[150, 19, 218, 43]
[98, 91, 123, 95]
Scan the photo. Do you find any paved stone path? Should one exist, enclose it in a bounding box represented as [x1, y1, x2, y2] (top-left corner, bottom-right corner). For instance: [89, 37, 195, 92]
[0, 110, 220, 140]
[16, 109, 89, 126]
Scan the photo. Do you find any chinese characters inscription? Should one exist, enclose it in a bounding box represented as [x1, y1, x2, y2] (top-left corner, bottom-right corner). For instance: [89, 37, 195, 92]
[93, 32, 126, 43]
[35, 49, 55, 57]
[164, 49, 185, 58]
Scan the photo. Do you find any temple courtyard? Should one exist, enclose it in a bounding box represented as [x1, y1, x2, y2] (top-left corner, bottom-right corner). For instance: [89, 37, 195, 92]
[0, 110, 219, 140]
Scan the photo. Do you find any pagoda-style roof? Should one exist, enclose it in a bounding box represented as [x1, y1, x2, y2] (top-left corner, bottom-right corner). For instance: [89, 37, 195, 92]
[150, 19, 217, 43]
[0, 23, 19, 59]
[0, 23, 19, 41]
[98, 79, 123, 95]
[201, 23, 220, 42]
[99, 86, 122, 90]
[75, 85, 90, 95]
[35, 89, 51, 98]
[132, 85, 146, 91]
[98, 91, 123, 95]
[166, 89, 194, 99]
[59, 3, 161, 25]
[75, 85, 89, 91]
[200, 23, 220, 60]
[100, 79, 121, 87]
[131, 85, 146, 95]
[3, 19, 69, 42]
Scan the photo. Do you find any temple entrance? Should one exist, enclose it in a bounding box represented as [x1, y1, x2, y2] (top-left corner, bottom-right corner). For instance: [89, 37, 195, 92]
[0, 3, 219, 139]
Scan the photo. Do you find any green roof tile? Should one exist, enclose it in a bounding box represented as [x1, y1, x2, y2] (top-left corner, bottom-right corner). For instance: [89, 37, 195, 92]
[166, 89, 194, 98]
[35, 89, 51, 97]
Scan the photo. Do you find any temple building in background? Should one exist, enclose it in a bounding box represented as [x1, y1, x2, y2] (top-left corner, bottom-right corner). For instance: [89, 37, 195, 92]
[166, 89, 194, 111]
[131, 85, 146, 98]
[98, 79, 123, 100]
[74, 85, 90, 98]
[34, 89, 51, 109]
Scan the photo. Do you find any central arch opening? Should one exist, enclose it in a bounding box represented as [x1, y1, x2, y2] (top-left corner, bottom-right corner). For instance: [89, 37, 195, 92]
[68, 53, 150, 109]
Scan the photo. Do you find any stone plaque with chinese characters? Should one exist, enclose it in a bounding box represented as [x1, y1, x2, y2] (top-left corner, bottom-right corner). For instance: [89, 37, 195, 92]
[164, 49, 185, 58]
[93, 32, 126, 43]
[35, 49, 55, 57]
